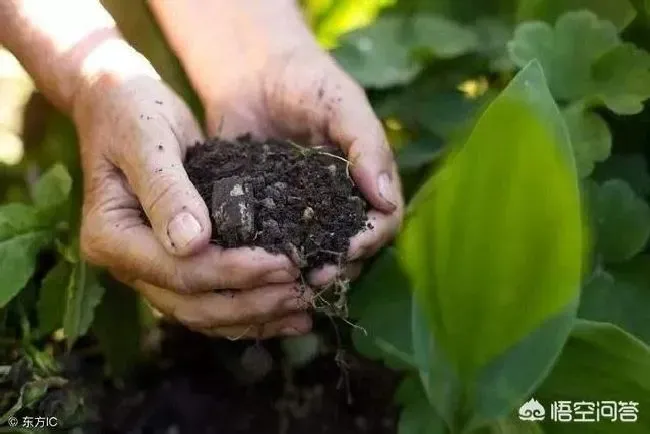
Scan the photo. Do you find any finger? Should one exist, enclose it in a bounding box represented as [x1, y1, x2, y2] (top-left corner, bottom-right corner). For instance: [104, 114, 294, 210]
[324, 75, 403, 214]
[81, 171, 299, 292]
[200, 313, 313, 339]
[114, 97, 210, 257]
[348, 209, 402, 261]
[307, 262, 363, 288]
[133, 281, 313, 330]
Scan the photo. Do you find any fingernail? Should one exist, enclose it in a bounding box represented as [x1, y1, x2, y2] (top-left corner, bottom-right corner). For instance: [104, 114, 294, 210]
[266, 269, 297, 284]
[168, 212, 202, 250]
[377, 172, 398, 210]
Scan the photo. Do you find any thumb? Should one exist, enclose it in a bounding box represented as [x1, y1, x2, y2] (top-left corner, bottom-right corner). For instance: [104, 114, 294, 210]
[118, 113, 210, 256]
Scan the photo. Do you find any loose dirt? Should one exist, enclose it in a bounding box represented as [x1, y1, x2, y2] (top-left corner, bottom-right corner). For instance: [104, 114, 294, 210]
[184, 135, 369, 270]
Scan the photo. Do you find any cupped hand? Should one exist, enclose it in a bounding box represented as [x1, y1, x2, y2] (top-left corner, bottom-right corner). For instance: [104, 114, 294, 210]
[200, 47, 404, 286]
[73, 61, 312, 338]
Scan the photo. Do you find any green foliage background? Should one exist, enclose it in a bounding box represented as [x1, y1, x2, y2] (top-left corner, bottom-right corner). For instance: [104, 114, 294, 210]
[1, 0, 650, 433]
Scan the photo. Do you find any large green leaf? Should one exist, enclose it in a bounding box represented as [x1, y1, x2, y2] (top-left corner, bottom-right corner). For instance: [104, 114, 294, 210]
[0, 204, 51, 307]
[63, 262, 105, 349]
[509, 11, 650, 114]
[396, 375, 448, 434]
[589, 179, 650, 263]
[398, 61, 584, 430]
[579, 258, 650, 345]
[333, 14, 477, 88]
[517, 0, 636, 30]
[536, 321, 650, 433]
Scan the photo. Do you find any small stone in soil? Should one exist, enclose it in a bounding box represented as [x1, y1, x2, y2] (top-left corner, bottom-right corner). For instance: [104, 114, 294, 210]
[211, 176, 255, 244]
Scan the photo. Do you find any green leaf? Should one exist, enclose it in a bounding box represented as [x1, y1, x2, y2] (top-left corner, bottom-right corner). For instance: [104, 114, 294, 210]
[579, 258, 650, 345]
[517, 0, 636, 30]
[562, 106, 611, 178]
[590, 179, 650, 263]
[32, 163, 72, 211]
[334, 14, 477, 88]
[63, 262, 105, 349]
[398, 61, 584, 429]
[509, 11, 620, 102]
[350, 248, 415, 369]
[93, 277, 144, 376]
[591, 43, 650, 115]
[592, 154, 650, 196]
[537, 321, 650, 433]
[476, 416, 545, 433]
[395, 376, 448, 434]
[0, 204, 51, 307]
[37, 261, 72, 337]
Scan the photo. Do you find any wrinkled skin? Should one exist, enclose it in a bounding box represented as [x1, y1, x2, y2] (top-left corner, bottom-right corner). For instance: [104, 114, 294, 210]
[74, 46, 403, 340]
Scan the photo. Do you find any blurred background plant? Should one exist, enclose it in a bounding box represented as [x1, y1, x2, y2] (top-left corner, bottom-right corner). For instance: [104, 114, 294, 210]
[1, 0, 650, 433]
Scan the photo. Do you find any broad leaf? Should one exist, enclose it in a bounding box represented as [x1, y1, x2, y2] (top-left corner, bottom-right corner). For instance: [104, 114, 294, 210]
[0, 204, 51, 307]
[334, 14, 477, 88]
[590, 179, 650, 263]
[63, 262, 105, 349]
[32, 163, 72, 211]
[579, 258, 650, 345]
[398, 61, 584, 429]
[536, 321, 650, 433]
[36, 261, 72, 337]
[350, 248, 415, 369]
[509, 11, 619, 102]
[510, 11, 650, 115]
[562, 105, 611, 178]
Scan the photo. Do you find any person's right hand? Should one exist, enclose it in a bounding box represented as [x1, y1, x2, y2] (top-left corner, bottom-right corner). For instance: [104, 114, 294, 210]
[73, 50, 312, 339]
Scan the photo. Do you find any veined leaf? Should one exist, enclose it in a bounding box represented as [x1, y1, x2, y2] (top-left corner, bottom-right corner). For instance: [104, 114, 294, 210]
[36, 260, 72, 337]
[509, 11, 650, 115]
[63, 262, 105, 349]
[0, 204, 52, 307]
[334, 14, 477, 88]
[517, 0, 636, 30]
[590, 179, 650, 263]
[399, 61, 585, 429]
[536, 321, 650, 433]
[562, 105, 611, 178]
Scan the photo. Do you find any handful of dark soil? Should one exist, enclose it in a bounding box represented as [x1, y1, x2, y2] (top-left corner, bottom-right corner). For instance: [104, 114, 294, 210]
[184, 135, 369, 270]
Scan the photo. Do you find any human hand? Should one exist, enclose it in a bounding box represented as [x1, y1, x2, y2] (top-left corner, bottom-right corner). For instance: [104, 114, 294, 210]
[196, 47, 404, 287]
[73, 43, 312, 338]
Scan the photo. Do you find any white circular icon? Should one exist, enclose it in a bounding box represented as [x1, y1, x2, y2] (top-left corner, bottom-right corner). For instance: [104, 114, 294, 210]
[7, 416, 18, 427]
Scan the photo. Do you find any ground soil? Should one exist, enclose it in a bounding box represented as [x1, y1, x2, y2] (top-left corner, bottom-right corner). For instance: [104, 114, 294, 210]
[184, 135, 369, 270]
[98, 322, 401, 434]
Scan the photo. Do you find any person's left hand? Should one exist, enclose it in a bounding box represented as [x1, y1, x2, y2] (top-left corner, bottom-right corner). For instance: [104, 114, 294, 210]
[197, 46, 404, 287]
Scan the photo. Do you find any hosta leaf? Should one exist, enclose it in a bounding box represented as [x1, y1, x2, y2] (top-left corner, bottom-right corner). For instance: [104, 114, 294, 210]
[590, 179, 650, 263]
[334, 14, 477, 88]
[399, 61, 584, 430]
[350, 248, 415, 369]
[591, 43, 650, 115]
[509, 11, 619, 101]
[37, 261, 72, 337]
[0, 204, 51, 307]
[536, 321, 650, 433]
[63, 262, 105, 349]
[32, 163, 72, 211]
[579, 258, 650, 345]
[562, 105, 611, 178]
